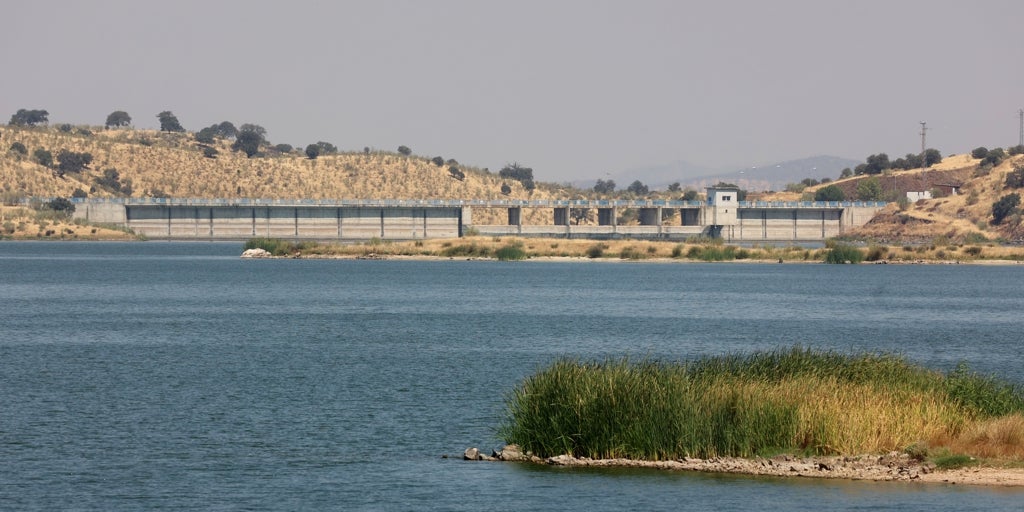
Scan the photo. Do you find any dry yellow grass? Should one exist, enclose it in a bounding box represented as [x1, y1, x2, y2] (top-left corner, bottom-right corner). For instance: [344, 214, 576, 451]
[0, 205, 136, 240]
[0, 125, 590, 226]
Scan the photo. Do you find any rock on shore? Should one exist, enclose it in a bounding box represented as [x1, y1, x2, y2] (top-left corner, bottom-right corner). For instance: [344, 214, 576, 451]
[462, 445, 955, 483]
[241, 248, 272, 258]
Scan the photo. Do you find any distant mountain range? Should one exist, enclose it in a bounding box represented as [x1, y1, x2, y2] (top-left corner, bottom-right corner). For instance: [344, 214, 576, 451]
[577, 155, 862, 192]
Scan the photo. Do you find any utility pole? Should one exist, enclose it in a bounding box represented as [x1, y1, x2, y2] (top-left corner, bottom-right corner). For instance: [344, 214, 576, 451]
[919, 121, 927, 170]
[1019, 109, 1023, 147]
[917, 121, 929, 195]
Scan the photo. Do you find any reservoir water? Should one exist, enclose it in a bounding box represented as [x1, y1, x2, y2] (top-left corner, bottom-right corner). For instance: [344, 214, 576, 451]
[1, 242, 1023, 510]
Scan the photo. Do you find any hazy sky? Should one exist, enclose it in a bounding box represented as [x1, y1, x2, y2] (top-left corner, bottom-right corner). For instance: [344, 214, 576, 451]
[3, 0, 1022, 182]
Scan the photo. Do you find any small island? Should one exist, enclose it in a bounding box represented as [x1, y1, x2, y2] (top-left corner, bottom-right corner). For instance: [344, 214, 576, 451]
[468, 348, 1024, 486]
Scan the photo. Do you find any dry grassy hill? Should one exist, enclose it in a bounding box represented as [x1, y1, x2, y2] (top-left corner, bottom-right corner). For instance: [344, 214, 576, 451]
[5, 124, 1024, 244]
[762, 154, 1024, 245]
[0, 125, 591, 225]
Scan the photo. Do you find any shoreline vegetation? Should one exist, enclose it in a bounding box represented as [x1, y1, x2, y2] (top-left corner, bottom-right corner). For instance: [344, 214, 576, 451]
[241, 236, 1024, 264]
[480, 348, 1024, 486]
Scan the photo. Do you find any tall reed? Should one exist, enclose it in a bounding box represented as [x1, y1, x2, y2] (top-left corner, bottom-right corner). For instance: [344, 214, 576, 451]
[499, 348, 1024, 460]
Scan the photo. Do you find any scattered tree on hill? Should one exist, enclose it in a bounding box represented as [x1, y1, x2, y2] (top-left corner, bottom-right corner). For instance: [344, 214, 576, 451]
[94, 168, 124, 193]
[923, 148, 942, 167]
[72, 188, 88, 198]
[55, 150, 93, 177]
[891, 153, 919, 170]
[971, 147, 989, 159]
[431, 156, 445, 167]
[1009, 145, 1024, 156]
[1005, 163, 1024, 189]
[312, 141, 337, 154]
[9, 109, 49, 126]
[991, 193, 1020, 225]
[105, 110, 132, 128]
[195, 126, 217, 144]
[232, 124, 266, 157]
[500, 183, 512, 195]
[499, 162, 534, 183]
[274, 143, 293, 153]
[44, 197, 75, 216]
[593, 179, 616, 194]
[397, 145, 412, 156]
[570, 208, 591, 225]
[667, 182, 681, 193]
[9, 141, 27, 155]
[202, 146, 218, 159]
[858, 153, 890, 175]
[981, 147, 1006, 167]
[33, 148, 53, 168]
[814, 184, 845, 201]
[157, 111, 185, 132]
[304, 141, 336, 159]
[215, 121, 238, 139]
[59, 123, 73, 133]
[681, 189, 699, 201]
[856, 176, 883, 201]
[448, 166, 465, 181]
[626, 180, 649, 195]
[839, 168, 853, 179]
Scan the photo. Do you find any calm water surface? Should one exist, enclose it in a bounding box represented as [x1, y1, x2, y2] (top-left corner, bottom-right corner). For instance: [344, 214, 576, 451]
[1, 242, 1023, 510]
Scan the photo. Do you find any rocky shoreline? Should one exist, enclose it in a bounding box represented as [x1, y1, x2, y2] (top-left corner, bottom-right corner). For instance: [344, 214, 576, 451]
[462, 445, 1024, 487]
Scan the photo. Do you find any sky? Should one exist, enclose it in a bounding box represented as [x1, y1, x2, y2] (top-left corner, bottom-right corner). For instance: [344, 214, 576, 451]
[3, 0, 1023, 183]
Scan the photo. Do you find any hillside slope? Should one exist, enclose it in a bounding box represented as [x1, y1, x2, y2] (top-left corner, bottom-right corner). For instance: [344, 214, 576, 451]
[800, 154, 1024, 244]
[0, 125, 587, 224]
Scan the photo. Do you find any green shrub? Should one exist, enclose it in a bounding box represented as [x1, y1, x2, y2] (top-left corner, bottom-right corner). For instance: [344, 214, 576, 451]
[933, 453, 976, 470]
[441, 243, 491, 258]
[965, 233, 988, 246]
[824, 243, 863, 264]
[586, 244, 605, 258]
[619, 246, 644, 260]
[671, 244, 684, 258]
[495, 244, 527, 261]
[865, 245, 887, 262]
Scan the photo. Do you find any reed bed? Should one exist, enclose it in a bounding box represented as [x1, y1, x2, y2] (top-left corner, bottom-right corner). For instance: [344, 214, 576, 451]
[499, 348, 1024, 460]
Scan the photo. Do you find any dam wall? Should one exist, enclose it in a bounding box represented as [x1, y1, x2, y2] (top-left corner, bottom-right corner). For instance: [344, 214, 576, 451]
[68, 198, 885, 242]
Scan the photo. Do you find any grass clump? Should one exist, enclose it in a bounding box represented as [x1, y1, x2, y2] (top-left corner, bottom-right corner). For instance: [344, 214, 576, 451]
[823, 241, 864, 264]
[618, 246, 645, 260]
[499, 348, 1024, 461]
[441, 242, 491, 258]
[495, 243, 527, 261]
[686, 244, 737, 261]
[933, 453, 977, 470]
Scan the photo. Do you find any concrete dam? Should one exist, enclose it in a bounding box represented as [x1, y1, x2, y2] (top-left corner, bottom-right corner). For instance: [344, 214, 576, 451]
[71, 189, 885, 242]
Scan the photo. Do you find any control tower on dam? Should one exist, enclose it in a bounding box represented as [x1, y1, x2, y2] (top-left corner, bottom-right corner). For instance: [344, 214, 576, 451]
[69, 187, 885, 242]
